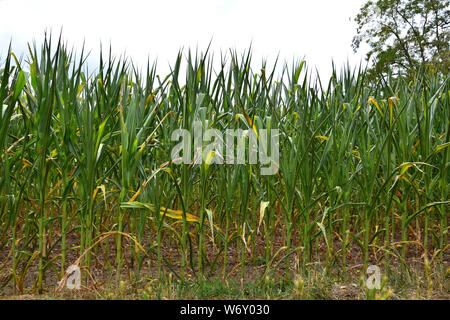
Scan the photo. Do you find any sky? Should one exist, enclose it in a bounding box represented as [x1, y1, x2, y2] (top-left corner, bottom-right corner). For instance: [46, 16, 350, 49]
[0, 0, 369, 80]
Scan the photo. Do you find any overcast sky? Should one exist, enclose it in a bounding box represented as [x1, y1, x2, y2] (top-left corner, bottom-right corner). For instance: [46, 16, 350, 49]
[0, 0, 369, 79]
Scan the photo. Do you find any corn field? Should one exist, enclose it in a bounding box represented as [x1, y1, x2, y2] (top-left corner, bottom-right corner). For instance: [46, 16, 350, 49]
[0, 37, 448, 295]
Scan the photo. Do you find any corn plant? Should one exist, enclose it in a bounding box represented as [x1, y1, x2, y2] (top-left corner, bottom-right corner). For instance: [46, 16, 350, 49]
[0, 35, 448, 296]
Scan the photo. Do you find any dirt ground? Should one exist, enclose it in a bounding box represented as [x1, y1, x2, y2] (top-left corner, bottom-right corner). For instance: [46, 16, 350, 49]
[0, 220, 449, 300]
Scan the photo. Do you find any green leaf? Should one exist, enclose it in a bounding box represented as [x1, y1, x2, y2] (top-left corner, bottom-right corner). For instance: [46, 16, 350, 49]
[13, 70, 26, 101]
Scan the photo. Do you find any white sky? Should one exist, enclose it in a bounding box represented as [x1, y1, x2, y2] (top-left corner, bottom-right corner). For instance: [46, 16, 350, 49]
[0, 0, 369, 80]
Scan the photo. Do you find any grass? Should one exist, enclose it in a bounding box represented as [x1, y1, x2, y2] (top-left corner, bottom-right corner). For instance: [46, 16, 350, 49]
[3, 265, 448, 300]
[0, 35, 448, 299]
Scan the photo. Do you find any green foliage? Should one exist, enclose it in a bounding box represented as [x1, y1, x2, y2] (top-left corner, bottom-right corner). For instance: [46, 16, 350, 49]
[352, 0, 450, 78]
[0, 35, 448, 297]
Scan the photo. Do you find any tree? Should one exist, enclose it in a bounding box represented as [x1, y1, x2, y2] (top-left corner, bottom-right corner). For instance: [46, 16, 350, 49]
[352, 0, 449, 78]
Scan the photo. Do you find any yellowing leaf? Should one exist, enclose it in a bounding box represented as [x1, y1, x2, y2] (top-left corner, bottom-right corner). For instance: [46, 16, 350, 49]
[436, 142, 450, 152]
[315, 135, 328, 142]
[258, 201, 269, 234]
[205, 151, 215, 165]
[145, 94, 154, 109]
[399, 163, 414, 175]
[21, 158, 32, 171]
[243, 111, 258, 138]
[388, 96, 399, 108]
[368, 96, 384, 117]
[47, 179, 63, 197]
[77, 83, 85, 97]
[412, 139, 420, 153]
[160, 208, 199, 222]
[121, 201, 199, 222]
